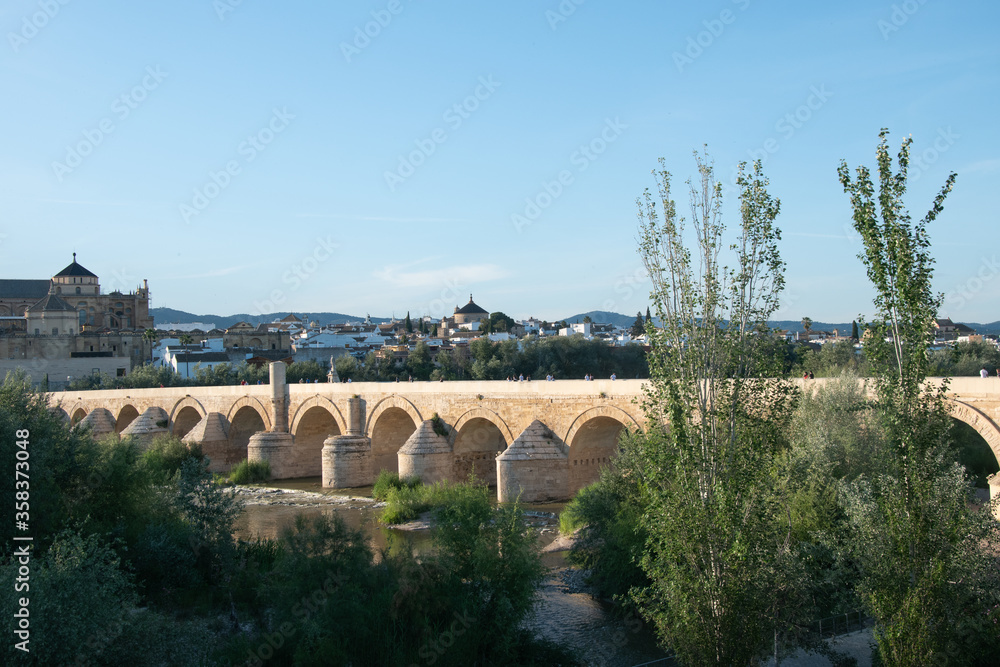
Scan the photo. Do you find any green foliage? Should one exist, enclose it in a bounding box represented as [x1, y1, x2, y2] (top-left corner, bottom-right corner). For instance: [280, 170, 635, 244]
[141, 434, 204, 485]
[562, 455, 650, 607]
[227, 458, 272, 484]
[371, 469, 420, 501]
[0, 530, 138, 666]
[929, 340, 1000, 377]
[334, 353, 359, 381]
[631, 154, 807, 665]
[949, 419, 1000, 488]
[174, 457, 243, 583]
[406, 340, 434, 380]
[286, 359, 327, 383]
[838, 129, 1000, 664]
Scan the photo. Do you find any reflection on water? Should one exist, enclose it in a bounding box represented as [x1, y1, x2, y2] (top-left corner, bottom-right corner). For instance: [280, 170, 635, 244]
[235, 478, 671, 666]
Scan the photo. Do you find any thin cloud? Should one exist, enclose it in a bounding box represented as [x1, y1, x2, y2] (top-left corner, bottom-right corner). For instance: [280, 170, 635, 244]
[374, 263, 509, 289]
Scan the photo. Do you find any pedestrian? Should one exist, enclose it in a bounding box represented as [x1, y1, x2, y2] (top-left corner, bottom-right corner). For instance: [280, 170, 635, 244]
[808, 371, 814, 380]
[610, 373, 617, 381]
[981, 368, 989, 379]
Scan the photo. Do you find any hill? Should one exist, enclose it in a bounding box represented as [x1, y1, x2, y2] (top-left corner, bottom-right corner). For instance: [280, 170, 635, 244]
[151, 308, 387, 330]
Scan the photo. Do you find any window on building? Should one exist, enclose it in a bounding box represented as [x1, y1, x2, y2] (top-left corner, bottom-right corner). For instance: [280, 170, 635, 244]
[52, 328, 58, 335]
[34, 329, 39, 335]
[76, 287, 81, 294]
[116, 368, 126, 377]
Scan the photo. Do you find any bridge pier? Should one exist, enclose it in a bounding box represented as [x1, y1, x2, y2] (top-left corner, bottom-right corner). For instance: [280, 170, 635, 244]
[248, 362, 294, 478]
[322, 395, 373, 488]
[398, 419, 454, 485]
[497, 420, 569, 502]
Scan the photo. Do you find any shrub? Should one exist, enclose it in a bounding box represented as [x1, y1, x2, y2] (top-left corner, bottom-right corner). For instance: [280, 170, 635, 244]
[142, 434, 203, 485]
[228, 458, 271, 484]
[372, 469, 420, 501]
[0, 530, 138, 665]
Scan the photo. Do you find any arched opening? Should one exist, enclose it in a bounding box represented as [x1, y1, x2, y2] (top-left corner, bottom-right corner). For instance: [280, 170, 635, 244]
[292, 406, 341, 477]
[116, 405, 140, 434]
[371, 407, 417, 475]
[172, 406, 203, 440]
[229, 406, 266, 465]
[71, 407, 87, 425]
[453, 417, 507, 487]
[950, 417, 1000, 490]
[568, 416, 626, 494]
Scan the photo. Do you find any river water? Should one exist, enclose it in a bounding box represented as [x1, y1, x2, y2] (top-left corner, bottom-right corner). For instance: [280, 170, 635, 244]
[233, 478, 672, 667]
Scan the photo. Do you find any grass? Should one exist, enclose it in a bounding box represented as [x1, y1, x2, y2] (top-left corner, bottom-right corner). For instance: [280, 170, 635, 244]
[378, 477, 483, 525]
[227, 459, 271, 484]
[372, 469, 421, 501]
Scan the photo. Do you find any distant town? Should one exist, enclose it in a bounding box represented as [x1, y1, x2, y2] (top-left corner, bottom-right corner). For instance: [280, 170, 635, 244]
[1, 256, 997, 388]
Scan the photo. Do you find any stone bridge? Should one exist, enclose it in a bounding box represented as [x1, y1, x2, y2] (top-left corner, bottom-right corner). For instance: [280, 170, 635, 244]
[45, 366, 1000, 502]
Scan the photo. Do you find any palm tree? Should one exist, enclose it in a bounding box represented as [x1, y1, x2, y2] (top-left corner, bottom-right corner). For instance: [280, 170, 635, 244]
[142, 328, 157, 364]
[801, 317, 813, 336]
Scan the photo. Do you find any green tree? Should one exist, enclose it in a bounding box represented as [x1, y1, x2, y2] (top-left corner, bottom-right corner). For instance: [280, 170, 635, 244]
[143, 328, 158, 363]
[632, 154, 803, 665]
[801, 316, 813, 336]
[838, 129, 999, 664]
[405, 311, 413, 333]
[851, 319, 859, 341]
[630, 311, 644, 337]
[178, 333, 194, 346]
[406, 341, 433, 380]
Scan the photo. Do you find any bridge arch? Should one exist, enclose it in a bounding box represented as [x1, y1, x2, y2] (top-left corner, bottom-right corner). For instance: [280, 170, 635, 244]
[290, 396, 346, 436]
[564, 406, 641, 494]
[367, 395, 422, 475]
[946, 399, 1000, 469]
[451, 408, 513, 487]
[116, 404, 140, 434]
[291, 402, 343, 478]
[169, 397, 207, 439]
[225, 396, 272, 432]
[68, 403, 88, 425]
[229, 405, 267, 465]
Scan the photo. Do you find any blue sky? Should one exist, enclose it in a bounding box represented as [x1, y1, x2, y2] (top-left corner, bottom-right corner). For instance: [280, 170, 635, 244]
[2, 1, 998, 323]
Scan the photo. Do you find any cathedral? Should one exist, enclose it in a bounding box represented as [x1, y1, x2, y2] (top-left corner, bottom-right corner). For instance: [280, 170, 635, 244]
[0, 256, 154, 385]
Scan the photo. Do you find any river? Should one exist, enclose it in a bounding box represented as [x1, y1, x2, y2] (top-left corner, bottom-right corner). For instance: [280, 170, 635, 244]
[233, 478, 672, 667]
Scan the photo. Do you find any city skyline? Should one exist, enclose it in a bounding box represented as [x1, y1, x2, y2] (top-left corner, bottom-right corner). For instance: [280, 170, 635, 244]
[2, 1, 998, 322]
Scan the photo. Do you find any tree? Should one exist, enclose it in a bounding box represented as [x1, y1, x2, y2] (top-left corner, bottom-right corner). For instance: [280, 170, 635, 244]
[179, 333, 194, 346]
[801, 317, 813, 335]
[851, 319, 859, 341]
[404, 311, 413, 333]
[142, 328, 158, 364]
[838, 129, 999, 664]
[630, 311, 644, 338]
[644, 306, 651, 324]
[632, 154, 803, 665]
[582, 315, 593, 324]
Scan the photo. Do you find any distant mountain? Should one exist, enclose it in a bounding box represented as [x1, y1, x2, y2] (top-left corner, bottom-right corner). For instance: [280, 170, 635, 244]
[560, 311, 640, 328]
[151, 308, 388, 330]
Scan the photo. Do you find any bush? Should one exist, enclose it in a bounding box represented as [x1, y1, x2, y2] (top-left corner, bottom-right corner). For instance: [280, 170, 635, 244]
[372, 469, 420, 501]
[0, 530, 138, 666]
[142, 434, 204, 485]
[228, 458, 271, 484]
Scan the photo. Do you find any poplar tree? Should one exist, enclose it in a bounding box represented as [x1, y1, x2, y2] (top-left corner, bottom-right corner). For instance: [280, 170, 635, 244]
[632, 153, 803, 665]
[838, 129, 1000, 664]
